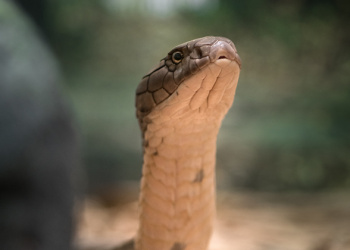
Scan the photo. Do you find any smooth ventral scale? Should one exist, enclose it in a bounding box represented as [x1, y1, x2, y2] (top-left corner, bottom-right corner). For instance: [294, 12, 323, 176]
[135, 36, 241, 250]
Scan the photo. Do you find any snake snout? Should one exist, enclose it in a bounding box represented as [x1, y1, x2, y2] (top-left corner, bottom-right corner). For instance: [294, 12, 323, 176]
[210, 40, 241, 68]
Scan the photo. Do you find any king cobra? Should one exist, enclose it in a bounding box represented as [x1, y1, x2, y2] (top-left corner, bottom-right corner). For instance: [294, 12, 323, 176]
[134, 36, 241, 250]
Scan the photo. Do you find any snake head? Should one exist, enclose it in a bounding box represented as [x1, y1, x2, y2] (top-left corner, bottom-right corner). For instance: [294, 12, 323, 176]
[136, 36, 241, 133]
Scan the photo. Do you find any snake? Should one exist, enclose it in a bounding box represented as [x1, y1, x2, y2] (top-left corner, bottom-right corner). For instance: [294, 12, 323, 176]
[134, 36, 241, 250]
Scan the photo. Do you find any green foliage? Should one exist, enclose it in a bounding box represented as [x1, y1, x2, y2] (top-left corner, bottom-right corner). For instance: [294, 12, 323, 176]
[43, 0, 350, 191]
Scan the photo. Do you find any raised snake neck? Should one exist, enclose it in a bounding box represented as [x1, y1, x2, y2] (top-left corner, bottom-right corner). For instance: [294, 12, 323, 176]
[135, 36, 241, 250]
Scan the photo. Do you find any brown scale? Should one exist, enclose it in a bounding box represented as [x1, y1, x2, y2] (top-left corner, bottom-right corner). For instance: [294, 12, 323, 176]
[137, 38, 218, 121]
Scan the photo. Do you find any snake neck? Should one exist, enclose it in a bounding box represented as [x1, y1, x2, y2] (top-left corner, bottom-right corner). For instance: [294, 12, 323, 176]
[134, 36, 241, 250]
[135, 113, 222, 250]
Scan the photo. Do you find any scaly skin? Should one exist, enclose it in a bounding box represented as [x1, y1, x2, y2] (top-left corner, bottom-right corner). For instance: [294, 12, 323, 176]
[135, 36, 241, 250]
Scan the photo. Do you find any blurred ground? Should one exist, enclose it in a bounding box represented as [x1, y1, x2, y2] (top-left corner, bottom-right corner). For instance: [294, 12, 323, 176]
[75, 186, 350, 250]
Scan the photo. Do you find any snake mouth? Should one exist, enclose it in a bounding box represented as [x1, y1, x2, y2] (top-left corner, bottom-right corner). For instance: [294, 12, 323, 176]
[210, 40, 241, 68]
[217, 53, 241, 68]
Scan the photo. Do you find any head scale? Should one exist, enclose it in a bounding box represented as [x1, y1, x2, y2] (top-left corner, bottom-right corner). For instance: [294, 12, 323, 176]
[135, 36, 241, 132]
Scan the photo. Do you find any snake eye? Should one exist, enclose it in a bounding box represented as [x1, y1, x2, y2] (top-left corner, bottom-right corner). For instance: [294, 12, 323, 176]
[171, 51, 183, 64]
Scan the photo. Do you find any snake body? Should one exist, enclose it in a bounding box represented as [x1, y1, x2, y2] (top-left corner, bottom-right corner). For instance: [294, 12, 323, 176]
[135, 36, 241, 250]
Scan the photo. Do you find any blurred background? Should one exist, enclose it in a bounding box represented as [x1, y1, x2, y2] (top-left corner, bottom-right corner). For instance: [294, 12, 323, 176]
[34, 0, 349, 193]
[3, 0, 350, 249]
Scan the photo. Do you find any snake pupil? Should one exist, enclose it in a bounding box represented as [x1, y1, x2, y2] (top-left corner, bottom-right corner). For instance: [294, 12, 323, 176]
[172, 51, 183, 64]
